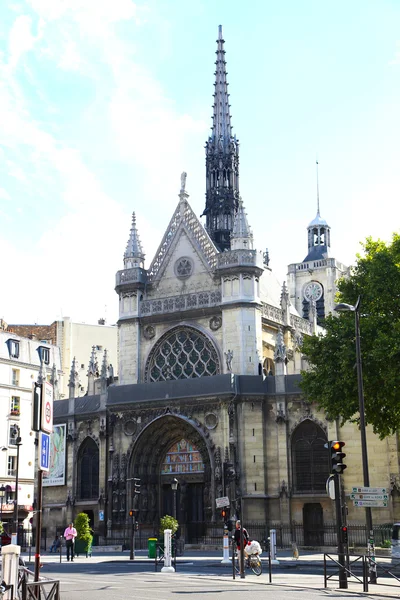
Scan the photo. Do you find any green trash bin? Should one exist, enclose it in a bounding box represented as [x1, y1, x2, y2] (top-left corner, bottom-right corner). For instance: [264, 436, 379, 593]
[148, 537, 157, 558]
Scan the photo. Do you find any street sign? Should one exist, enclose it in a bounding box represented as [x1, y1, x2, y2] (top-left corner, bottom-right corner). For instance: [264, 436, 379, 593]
[352, 487, 388, 494]
[39, 431, 51, 472]
[215, 496, 230, 508]
[99, 510, 104, 521]
[351, 494, 388, 501]
[41, 381, 54, 434]
[353, 500, 388, 508]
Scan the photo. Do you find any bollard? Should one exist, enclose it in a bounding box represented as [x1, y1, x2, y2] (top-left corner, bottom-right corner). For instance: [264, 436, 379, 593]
[269, 529, 279, 565]
[161, 529, 175, 573]
[221, 526, 231, 564]
[2, 544, 20, 600]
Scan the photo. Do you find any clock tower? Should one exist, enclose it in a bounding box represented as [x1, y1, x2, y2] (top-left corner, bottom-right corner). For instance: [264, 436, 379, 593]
[287, 164, 349, 323]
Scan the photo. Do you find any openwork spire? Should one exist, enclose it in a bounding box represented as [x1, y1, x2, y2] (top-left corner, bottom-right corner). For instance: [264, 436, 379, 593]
[211, 25, 232, 147]
[231, 198, 253, 250]
[124, 212, 145, 269]
[203, 25, 240, 252]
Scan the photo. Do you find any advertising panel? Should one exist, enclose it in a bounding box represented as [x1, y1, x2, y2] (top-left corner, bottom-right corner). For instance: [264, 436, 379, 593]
[43, 424, 66, 487]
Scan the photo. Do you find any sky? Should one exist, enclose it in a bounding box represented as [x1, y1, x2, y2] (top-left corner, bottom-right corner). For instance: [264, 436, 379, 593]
[1, 0, 400, 326]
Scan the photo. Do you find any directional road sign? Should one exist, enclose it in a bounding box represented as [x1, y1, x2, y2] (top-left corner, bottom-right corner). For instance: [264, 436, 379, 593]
[352, 487, 388, 494]
[39, 431, 51, 472]
[353, 500, 388, 508]
[351, 494, 389, 501]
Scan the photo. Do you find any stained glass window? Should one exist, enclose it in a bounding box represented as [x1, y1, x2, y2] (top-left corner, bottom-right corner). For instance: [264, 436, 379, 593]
[145, 326, 220, 382]
[161, 439, 204, 474]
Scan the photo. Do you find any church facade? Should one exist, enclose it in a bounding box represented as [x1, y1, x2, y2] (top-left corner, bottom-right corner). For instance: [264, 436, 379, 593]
[41, 26, 400, 547]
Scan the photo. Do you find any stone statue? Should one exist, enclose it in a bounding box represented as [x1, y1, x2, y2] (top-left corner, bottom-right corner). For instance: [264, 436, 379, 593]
[224, 349, 233, 371]
[180, 172, 187, 193]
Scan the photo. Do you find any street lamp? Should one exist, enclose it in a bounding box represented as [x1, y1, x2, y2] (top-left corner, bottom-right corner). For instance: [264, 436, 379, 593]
[0, 484, 5, 523]
[171, 478, 178, 521]
[11, 425, 22, 545]
[334, 297, 377, 583]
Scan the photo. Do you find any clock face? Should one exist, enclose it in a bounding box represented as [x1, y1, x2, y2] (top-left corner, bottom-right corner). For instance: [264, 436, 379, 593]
[304, 281, 323, 302]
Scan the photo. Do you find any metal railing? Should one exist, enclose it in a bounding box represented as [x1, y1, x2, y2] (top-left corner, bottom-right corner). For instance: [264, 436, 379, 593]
[19, 566, 60, 600]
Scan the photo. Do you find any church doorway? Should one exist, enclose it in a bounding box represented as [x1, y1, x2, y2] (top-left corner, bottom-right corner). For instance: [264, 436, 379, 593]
[129, 415, 211, 544]
[303, 503, 324, 546]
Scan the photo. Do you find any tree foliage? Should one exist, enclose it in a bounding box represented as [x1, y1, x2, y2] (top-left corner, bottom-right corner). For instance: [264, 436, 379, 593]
[159, 515, 179, 536]
[74, 512, 93, 546]
[301, 234, 400, 439]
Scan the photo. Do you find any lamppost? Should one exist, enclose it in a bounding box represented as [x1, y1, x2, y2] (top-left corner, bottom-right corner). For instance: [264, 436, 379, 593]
[0, 484, 5, 523]
[334, 297, 377, 584]
[12, 425, 22, 545]
[171, 478, 178, 521]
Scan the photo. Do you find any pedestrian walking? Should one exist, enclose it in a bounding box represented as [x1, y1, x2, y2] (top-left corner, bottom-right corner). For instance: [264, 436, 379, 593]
[63, 522, 77, 562]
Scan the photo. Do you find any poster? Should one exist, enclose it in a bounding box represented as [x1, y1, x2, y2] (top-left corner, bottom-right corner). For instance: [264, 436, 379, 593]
[43, 424, 66, 486]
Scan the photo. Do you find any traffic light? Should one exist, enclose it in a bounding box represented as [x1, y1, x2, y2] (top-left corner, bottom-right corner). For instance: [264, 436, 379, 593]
[341, 526, 348, 544]
[221, 507, 230, 523]
[134, 478, 141, 495]
[129, 510, 134, 518]
[329, 441, 347, 474]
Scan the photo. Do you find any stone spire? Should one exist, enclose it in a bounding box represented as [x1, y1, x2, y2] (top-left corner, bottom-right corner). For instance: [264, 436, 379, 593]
[68, 357, 80, 399]
[101, 349, 109, 392]
[124, 212, 145, 269]
[37, 360, 47, 385]
[202, 25, 240, 252]
[50, 363, 59, 400]
[87, 345, 99, 377]
[87, 346, 99, 395]
[304, 160, 331, 261]
[230, 198, 253, 250]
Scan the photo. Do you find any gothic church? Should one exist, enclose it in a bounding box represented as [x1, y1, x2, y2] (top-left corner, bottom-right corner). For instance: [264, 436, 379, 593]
[43, 26, 400, 546]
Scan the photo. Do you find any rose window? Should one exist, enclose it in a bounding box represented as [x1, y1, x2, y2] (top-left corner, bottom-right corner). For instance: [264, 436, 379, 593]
[145, 326, 220, 382]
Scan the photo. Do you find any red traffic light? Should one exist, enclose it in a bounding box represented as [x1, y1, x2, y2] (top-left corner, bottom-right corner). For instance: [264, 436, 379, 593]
[332, 441, 345, 451]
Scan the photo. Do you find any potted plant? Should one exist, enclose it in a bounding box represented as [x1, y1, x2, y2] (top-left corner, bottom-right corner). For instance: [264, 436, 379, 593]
[74, 512, 93, 558]
[158, 515, 180, 556]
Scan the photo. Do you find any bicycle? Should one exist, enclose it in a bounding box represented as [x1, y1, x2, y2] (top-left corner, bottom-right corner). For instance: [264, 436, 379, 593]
[234, 552, 263, 576]
[0, 580, 13, 599]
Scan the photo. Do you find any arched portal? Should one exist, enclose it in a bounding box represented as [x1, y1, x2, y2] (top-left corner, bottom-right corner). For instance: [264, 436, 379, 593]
[128, 414, 213, 543]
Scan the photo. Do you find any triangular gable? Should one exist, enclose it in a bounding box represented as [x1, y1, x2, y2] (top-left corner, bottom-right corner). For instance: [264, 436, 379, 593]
[148, 197, 219, 283]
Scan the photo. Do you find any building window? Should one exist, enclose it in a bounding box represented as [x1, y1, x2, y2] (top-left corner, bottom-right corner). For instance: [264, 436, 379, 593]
[7, 339, 20, 359]
[291, 420, 329, 494]
[11, 369, 20, 387]
[10, 396, 20, 416]
[39, 347, 50, 365]
[7, 456, 16, 477]
[77, 438, 99, 500]
[145, 326, 220, 383]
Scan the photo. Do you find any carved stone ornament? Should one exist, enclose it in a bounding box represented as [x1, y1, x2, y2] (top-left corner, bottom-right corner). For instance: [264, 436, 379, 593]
[123, 420, 137, 436]
[209, 316, 222, 331]
[174, 256, 194, 280]
[143, 325, 156, 340]
[204, 412, 218, 430]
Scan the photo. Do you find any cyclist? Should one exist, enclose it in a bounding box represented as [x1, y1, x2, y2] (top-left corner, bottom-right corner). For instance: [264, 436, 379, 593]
[234, 520, 249, 570]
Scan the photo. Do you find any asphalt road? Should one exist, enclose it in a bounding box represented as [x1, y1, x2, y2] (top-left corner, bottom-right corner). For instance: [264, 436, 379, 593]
[33, 557, 398, 600]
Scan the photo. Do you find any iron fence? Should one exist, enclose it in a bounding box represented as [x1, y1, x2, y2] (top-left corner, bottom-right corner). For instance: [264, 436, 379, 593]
[93, 522, 393, 549]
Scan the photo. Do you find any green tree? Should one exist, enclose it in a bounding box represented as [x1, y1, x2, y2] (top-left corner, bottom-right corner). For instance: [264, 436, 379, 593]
[301, 234, 400, 439]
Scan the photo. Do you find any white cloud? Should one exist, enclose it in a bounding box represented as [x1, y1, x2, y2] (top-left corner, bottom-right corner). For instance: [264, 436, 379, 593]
[8, 14, 42, 69]
[0, 188, 11, 201]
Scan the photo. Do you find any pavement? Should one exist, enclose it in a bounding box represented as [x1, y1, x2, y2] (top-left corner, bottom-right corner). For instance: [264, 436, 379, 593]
[18, 548, 400, 598]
